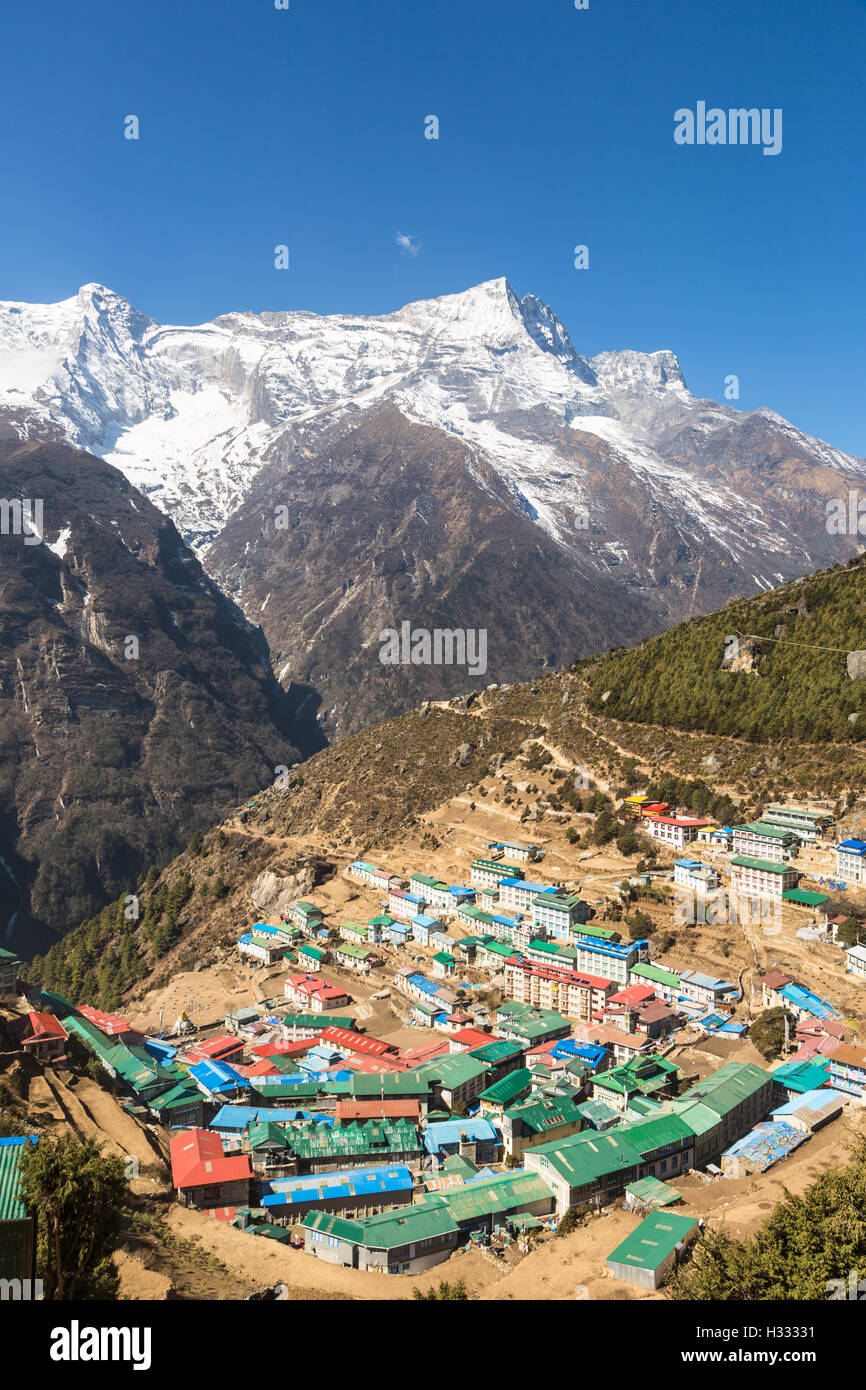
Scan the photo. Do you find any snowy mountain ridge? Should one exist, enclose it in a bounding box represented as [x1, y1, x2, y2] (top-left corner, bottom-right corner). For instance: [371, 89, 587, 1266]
[2, 276, 858, 564]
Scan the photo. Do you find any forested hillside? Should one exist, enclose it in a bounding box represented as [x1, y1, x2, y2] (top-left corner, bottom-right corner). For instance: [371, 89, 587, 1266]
[587, 554, 866, 741]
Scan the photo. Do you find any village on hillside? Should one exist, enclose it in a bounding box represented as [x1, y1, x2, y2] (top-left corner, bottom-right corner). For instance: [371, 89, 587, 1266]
[3, 782, 866, 1300]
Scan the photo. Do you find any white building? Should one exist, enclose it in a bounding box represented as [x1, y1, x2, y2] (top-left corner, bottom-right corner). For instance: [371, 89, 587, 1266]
[646, 817, 709, 850]
[732, 822, 799, 862]
[847, 944, 866, 981]
[500, 879, 559, 913]
[836, 840, 866, 885]
[729, 856, 799, 899]
[673, 859, 720, 894]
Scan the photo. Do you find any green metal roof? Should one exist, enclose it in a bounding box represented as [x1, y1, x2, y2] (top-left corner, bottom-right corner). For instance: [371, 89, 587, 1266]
[530, 1129, 643, 1186]
[415, 1054, 488, 1088]
[433, 1170, 552, 1225]
[734, 821, 798, 840]
[469, 1040, 523, 1066]
[606, 1211, 698, 1271]
[506, 1092, 585, 1134]
[782, 888, 829, 906]
[148, 1083, 202, 1113]
[630, 963, 680, 988]
[771, 1058, 832, 1092]
[285, 1119, 421, 1161]
[675, 1061, 771, 1118]
[479, 1067, 533, 1106]
[0, 1137, 37, 1221]
[433, 951, 456, 966]
[247, 1121, 291, 1150]
[625, 1176, 683, 1207]
[304, 1199, 458, 1250]
[280, 1012, 355, 1030]
[730, 855, 796, 874]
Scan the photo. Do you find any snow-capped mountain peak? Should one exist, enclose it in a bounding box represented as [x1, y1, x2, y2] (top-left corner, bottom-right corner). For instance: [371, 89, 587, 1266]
[0, 278, 860, 565]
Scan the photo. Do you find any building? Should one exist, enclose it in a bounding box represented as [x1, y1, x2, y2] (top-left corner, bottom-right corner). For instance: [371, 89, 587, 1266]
[347, 860, 383, 886]
[487, 840, 539, 862]
[11, 1011, 68, 1063]
[646, 816, 709, 850]
[0, 947, 21, 995]
[532, 893, 590, 940]
[262, 1164, 414, 1222]
[759, 971, 838, 1023]
[493, 1002, 572, 1048]
[471, 858, 525, 888]
[433, 1169, 554, 1234]
[499, 879, 558, 913]
[0, 1136, 37, 1284]
[169, 1129, 252, 1210]
[729, 856, 799, 899]
[237, 929, 290, 966]
[762, 805, 833, 843]
[677, 970, 737, 1007]
[423, 1117, 500, 1167]
[721, 1121, 805, 1178]
[826, 1044, 866, 1098]
[836, 839, 866, 885]
[568, 935, 647, 986]
[770, 1088, 848, 1134]
[592, 1055, 680, 1112]
[846, 944, 866, 981]
[302, 1202, 460, 1275]
[414, 1054, 490, 1111]
[334, 943, 382, 974]
[605, 1212, 699, 1291]
[410, 914, 441, 946]
[732, 822, 799, 862]
[288, 900, 325, 931]
[629, 962, 681, 1003]
[388, 889, 426, 921]
[504, 957, 615, 1023]
[283, 974, 351, 1013]
[673, 859, 720, 894]
[297, 943, 328, 973]
[499, 1092, 586, 1161]
[432, 951, 457, 980]
[524, 1129, 644, 1214]
[409, 874, 455, 912]
[670, 1061, 775, 1166]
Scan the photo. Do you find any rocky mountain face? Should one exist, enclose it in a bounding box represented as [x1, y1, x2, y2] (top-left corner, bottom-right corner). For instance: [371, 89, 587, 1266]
[1, 276, 864, 735]
[0, 442, 321, 954]
[1, 280, 861, 639]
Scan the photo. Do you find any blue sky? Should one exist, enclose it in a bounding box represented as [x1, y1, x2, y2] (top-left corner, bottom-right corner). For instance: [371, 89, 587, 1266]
[2, 0, 865, 453]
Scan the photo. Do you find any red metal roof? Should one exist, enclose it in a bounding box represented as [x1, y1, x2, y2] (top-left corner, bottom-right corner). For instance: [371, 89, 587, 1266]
[448, 1027, 493, 1050]
[251, 1038, 310, 1058]
[195, 1035, 245, 1059]
[647, 815, 710, 827]
[318, 1025, 396, 1057]
[170, 1129, 253, 1189]
[607, 984, 656, 1007]
[334, 1098, 422, 1121]
[16, 1011, 68, 1044]
[77, 1005, 133, 1035]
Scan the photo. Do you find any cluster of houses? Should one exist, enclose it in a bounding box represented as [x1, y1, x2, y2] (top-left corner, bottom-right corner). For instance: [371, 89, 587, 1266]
[4, 807, 866, 1291]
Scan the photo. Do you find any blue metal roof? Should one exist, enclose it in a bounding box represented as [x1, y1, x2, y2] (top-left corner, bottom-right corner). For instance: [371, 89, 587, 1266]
[837, 839, 866, 852]
[722, 1121, 805, 1169]
[779, 983, 839, 1020]
[423, 1118, 498, 1154]
[189, 1060, 246, 1094]
[261, 1164, 414, 1207]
